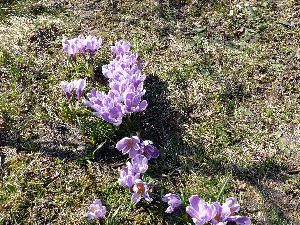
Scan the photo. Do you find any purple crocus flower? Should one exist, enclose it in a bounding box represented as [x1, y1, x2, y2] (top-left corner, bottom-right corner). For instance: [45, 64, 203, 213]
[140, 140, 159, 160]
[118, 167, 137, 187]
[109, 79, 131, 101]
[85, 89, 123, 126]
[118, 171, 152, 203]
[210, 202, 231, 225]
[62, 37, 78, 60]
[86, 199, 106, 220]
[61, 81, 74, 100]
[86, 35, 102, 58]
[73, 79, 86, 101]
[186, 195, 216, 225]
[96, 102, 123, 126]
[111, 40, 131, 55]
[129, 154, 148, 174]
[162, 193, 182, 213]
[118, 154, 148, 187]
[223, 197, 240, 214]
[131, 179, 152, 203]
[211, 198, 251, 225]
[116, 136, 141, 157]
[227, 216, 251, 225]
[76, 34, 87, 56]
[124, 92, 148, 113]
[127, 72, 146, 92]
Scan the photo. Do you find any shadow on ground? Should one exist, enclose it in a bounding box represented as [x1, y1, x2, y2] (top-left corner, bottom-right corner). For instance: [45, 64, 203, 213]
[142, 74, 297, 224]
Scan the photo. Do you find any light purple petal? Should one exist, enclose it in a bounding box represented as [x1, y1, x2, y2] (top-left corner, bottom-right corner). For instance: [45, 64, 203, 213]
[227, 216, 251, 225]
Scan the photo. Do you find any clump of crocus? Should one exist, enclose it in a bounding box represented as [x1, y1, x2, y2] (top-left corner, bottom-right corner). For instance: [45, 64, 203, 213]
[186, 195, 251, 225]
[62, 35, 102, 61]
[118, 154, 152, 203]
[60, 79, 86, 101]
[85, 40, 147, 126]
[86, 199, 106, 220]
[115, 136, 159, 159]
[162, 193, 182, 213]
[116, 136, 159, 203]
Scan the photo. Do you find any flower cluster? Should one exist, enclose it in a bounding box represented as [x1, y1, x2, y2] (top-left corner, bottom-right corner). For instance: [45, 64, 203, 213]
[61, 79, 86, 101]
[186, 195, 251, 225]
[62, 35, 102, 61]
[73, 38, 252, 224]
[84, 40, 147, 126]
[116, 136, 159, 203]
[87, 199, 106, 220]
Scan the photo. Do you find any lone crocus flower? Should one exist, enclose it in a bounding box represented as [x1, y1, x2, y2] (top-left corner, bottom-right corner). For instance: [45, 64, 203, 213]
[116, 136, 141, 158]
[162, 193, 182, 213]
[211, 198, 251, 225]
[186, 195, 216, 225]
[86, 35, 102, 58]
[73, 79, 86, 101]
[61, 81, 74, 100]
[86, 199, 106, 220]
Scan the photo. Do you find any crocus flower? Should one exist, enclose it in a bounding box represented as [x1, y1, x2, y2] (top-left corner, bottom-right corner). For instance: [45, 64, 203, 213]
[223, 197, 240, 214]
[111, 40, 131, 55]
[99, 104, 123, 126]
[76, 34, 87, 56]
[118, 168, 137, 187]
[86, 35, 102, 58]
[118, 154, 148, 187]
[211, 198, 251, 225]
[129, 154, 148, 174]
[227, 216, 251, 225]
[210, 202, 231, 225]
[84, 89, 123, 126]
[109, 79, 131, 101]
[124, 92, 148, 113]
[127, 72, 146, 93]
[116, 136, 141, 157]
[186, 195, 216, 225]
[86, 199, 106, 220]
[162, 193, 182, 213]
[140, 140, 159, 160]
[73, 79, 86, 101]
[62, 37, 78, 60]
[61, 81, 74, 100]
[131, 179, 152, 203]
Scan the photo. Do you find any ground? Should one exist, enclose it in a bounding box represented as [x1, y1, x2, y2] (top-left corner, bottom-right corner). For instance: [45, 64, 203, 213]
[0, 0, 300, 224]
